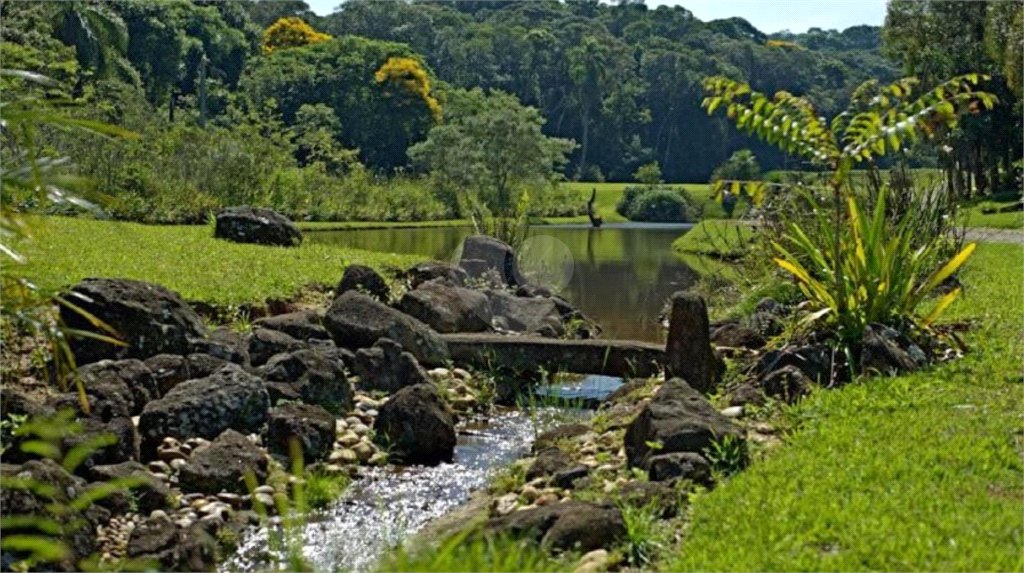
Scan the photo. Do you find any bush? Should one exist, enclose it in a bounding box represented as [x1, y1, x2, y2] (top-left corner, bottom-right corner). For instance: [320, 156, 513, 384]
[619, 188, 697, 223]
[710, 149, 760, 183]
[615, 185, 647, 218]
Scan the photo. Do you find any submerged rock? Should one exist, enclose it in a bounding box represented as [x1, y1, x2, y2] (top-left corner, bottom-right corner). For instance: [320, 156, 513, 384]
[214, 205, 302, 247]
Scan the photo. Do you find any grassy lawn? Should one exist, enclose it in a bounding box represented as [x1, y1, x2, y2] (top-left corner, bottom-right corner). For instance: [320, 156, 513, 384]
[964, 201, 1024, 230]
[16, 216, 423, 305]
[297, 219, 468, 231]
[549, 181, 730, 224]
[670, 242, 1024, 572]
[672, 219, 755, 258]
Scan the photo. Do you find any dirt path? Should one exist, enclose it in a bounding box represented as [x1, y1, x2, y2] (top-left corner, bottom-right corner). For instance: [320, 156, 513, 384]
[964, 227, 1024, 244]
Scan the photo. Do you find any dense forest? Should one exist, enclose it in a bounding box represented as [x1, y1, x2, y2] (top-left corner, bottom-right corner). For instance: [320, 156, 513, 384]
[1, 0, 1020, 223]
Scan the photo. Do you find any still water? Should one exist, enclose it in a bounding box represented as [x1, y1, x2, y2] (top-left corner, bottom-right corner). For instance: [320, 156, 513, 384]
[308, 222, 717, 342]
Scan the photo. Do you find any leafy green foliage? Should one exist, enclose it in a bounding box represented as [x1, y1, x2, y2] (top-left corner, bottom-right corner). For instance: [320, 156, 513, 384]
[616, 186, 697, 223]
[633, 161, 663, 186]
[671, 244, 1023, 572]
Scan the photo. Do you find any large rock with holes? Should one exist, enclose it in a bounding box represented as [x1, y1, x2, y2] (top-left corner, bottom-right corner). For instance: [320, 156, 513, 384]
[488, 290, 563, 335]
[214, 206, 302, 247]
[245, 328, 307, 367]
[624, 378, 743, 471]
[87, 461, 172, 514]
[62, 359, 159, 419]
[177, 429, 268, 494]
[664, 292, 724, 393]
[59, 278, 206, 365]
[63, 417, 138, 476]
[252, 311, 330, 342]
[860, 324, 928, 375]
[138, 364, 269, 459]
[264, 403, 335, 463]
[261, 348, 352, 415]
[373, 383, 456, 465]
[324, 291, 449, 366]
[398, 280, 491, 333]
[404, 262, 468, 289]
[459, 235, 521, 287]
[336, 264, 390, 302]
[351, 338, 430, 393]
[487, 501, 625, 552]
[126, 516, 217, 572]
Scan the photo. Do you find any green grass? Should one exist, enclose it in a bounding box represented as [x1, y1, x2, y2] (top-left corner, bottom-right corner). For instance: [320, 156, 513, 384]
[297, 219, 468, 231]
[670, 242, 1024, 572]
[15, 216, 424, 305]
[546, 181, 731, 224]
[303, 470, 351, 510]
[672, 219, 755, 258]
[381, 532, 574, 573]
[964, 201, 1024, 230]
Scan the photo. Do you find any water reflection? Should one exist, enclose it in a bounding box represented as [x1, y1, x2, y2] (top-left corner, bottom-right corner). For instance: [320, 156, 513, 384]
[308, 223, 704, 342]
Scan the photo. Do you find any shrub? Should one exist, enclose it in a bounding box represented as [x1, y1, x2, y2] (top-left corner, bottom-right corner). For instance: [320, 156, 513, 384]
[633, 161, 663, 186]
[709, 149, 760, 183]
[615, 185, 647, 218]
[624, 188, 696, 223]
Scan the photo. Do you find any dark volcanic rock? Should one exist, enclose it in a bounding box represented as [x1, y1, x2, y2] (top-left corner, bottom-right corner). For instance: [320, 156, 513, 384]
[262, 348, 352, 415]
[624, 378, 744, 470]
[459, 235, 522, 287]
[264, 402, 335, 463]
[87, 461, 172, 514]
[66, 359, 159, 419]
[398, 280, 491, 333]
[246, 328, 306, 367]
[60, 278, 206, 365]
[860, 324, 927, 375]
[138, 364, 269, 460]
[760, 365, 812, 404]
[64, 417, 138, 476]
[532, 423, 590, 453]
[488, 290, 563, 336]
[756, 344, 835, 385]
[177, 429, 268, 494]
[526, 447, 573, 481]
[710, 322, 767, 349]
[373, 383, 456, 465]
[336, 264, 390, 302]
[351, 338, 430, 394]
[487, 501, 625, 552]
[647, 452, 713, 486]
[664, 292, 724, 393]
[324, 291, 449, 366]
[726, 382, 767, 408]
[253, 311, 330, 342]
[404, 262, 468, 289]
[127, 517, 218, 572]
[214, 206, 302, 247]
[552, 465, 591, 489]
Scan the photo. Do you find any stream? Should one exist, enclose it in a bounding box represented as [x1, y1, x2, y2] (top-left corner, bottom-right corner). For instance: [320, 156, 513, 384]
[222, 378, 620, 573]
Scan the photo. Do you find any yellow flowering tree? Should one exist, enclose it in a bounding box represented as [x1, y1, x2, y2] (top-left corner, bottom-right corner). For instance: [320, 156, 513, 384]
[261, 17, 330, 55]
[374, 57, 442, 120]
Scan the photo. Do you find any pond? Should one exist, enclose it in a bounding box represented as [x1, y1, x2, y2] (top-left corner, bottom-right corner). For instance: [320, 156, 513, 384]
[308, 222, 726, 342]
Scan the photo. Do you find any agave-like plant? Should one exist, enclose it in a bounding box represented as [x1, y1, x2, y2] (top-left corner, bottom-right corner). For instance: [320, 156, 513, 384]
[702, 73, 995, 343]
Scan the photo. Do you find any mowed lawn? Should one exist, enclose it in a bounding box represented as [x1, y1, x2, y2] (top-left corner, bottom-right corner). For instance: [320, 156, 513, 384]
[546, 181, 736, 224]
[16, 216, 424, 305]
[669, 242, 1024, 572]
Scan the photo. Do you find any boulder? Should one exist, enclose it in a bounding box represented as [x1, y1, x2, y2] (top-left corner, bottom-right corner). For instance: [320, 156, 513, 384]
[1, 388, 52, 420]
[373, 383, 456, 465]
[177, 429, 268, 494]
[552, 465, 590, 489]
[59, 278, 206, 365]
[710, 322, 767, 349]
[264, 403, 335, 463]
[1, 459, 109, 571]
[617, 481, 683, 518]
[398, 280, 491, 333]
[252, 311, 330, 342]
[351, 338, 430, 394]
[664, 292, 724, 393]
[246, 328, 307, 367]
[756, 344, 835, 385]
[63, 417, 138, 476]
[726, 382, 767, 408]
[144, 355, 190, 395]
[647, 452, 713, 486]
[487, 501, 625, 553]
[760, 365, 812, 404]
[860, 324, 927, 375]
[262, 348, 352, 415]
[459, 235, 522, 287]
[526, 447, 573, 481]
[214, 206, 302, 247]
[138, 364, 269, 460]
[66, 359, 159, 419]
[87, 461, 172, 514]
[624, 378, 744, 470]
[404, 262, 468, 289]
[323, 291, 450, 366]
[488, 290, 564, 335]
[126, 517, 218, 572]
[336, 264, 390, 302]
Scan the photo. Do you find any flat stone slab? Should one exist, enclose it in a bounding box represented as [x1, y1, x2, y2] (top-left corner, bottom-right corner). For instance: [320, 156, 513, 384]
[441, 333, 665, 378]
